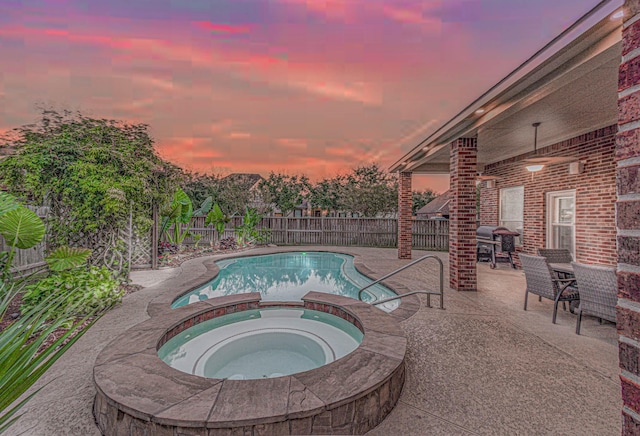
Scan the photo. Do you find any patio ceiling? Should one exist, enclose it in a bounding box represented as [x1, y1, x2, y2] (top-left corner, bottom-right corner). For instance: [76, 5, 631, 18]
[390, 0, 623, 174]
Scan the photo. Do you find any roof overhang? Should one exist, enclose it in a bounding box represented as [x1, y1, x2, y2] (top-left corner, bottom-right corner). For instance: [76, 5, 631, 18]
[390, 0, 623, 174]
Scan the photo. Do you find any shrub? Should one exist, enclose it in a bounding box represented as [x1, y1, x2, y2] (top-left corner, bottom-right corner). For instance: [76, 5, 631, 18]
[21, 266, 123, 319]
[218, 237, 237, 251]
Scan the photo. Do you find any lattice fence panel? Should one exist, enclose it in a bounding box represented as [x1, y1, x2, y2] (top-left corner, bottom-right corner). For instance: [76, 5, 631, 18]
[129, 227, 152, 267]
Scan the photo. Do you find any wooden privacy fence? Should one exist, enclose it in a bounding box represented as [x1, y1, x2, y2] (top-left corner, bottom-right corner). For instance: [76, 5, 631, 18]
[178, 216, 449, 251]
[0, 237, 47, 276]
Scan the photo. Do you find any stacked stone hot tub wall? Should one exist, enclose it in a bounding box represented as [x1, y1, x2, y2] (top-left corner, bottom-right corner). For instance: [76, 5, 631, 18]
[93, 292, 407, 435]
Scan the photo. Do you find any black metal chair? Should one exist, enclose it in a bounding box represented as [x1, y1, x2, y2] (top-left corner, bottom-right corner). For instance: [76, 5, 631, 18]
[520, 254, 580, 324]
[571, 262, 617, 335]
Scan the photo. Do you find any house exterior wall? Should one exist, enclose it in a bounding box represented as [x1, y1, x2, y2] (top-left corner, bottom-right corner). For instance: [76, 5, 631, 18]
[617, 2, 640, 432]
[479, 125, 617, 266]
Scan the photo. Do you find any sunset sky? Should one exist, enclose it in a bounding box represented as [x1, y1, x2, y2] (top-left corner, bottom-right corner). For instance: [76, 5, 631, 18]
[1, 0, 600, 193]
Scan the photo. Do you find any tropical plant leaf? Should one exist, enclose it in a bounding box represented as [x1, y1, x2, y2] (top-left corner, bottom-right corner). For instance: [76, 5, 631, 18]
[0, 192, 19, 218]
[193, 196, 213, 217]
[45, 246, 92, 271]
[0, 207, 45, 249]
[172, 188, 193, 224]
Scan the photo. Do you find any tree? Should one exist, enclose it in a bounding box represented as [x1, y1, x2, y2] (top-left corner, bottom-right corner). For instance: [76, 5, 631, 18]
[258, 172, 310, 216]
[307, 176, 345, 215]
[182, 172, 259, 217]
[412, 189, 437, 215]
[0, 109, 181, 273]
[340, 164, 398, 217]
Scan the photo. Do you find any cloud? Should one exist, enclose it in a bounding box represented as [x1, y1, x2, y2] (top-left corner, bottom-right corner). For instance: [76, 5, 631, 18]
[278, 0, 353, 20]
[227, 132, 252, 139]
[193, 21, 251, 35]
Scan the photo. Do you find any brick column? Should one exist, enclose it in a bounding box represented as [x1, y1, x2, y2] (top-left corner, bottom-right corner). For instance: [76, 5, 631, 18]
[618, 2, 640, 432]
[449, 138, 477, 291]
[398, 171, 412, 259]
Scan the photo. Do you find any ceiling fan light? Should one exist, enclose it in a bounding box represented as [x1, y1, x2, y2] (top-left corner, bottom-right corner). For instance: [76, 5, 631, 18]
[526, 164, 544, 172]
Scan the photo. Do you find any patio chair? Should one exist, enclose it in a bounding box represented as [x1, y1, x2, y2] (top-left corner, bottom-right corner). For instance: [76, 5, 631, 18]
[571, 262, 617, 335]
[537, 248, 573, 264]
[537, 248, 574, 309]
[520, 254, 580, 324]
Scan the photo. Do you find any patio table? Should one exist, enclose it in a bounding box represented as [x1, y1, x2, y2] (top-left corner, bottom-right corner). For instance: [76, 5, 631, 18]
[549, 263, 574, 275]
[549, 263, 578, 313]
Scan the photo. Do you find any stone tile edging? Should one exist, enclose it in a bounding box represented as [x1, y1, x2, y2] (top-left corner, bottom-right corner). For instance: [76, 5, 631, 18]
[93, 292, 406, 435]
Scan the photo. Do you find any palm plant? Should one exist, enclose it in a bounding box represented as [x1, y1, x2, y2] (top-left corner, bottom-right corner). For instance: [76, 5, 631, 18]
[0, 281, 96, 431]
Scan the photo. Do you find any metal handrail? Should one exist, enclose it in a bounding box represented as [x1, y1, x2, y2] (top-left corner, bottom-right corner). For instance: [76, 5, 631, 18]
[357, 254, 444, 309]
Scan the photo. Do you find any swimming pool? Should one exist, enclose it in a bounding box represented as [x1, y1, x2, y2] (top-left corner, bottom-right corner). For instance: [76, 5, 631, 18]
[171, 252, 399, 311]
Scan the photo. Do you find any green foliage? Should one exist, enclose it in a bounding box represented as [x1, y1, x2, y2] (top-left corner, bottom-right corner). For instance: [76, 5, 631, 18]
[0, 281, 96, 431]
[21, 266, 123, 319]
[235, 208, 268, 245]
[182, 172, 259, 217]
[205, 203, 230, 238]
[0, 192, 19, 217]
[258, 172, 309, 216]
[412, 189, 437, 215]
[161, 188, 194, 246]
[340, 164, 398, 217]
[45, 246, 92, 272]
[0, 192, 46, 281]
[0, 208, 45, 250]
[193, 196, 213, 217]
[307, 177, 345, 214]
[0, 109, 181, 255]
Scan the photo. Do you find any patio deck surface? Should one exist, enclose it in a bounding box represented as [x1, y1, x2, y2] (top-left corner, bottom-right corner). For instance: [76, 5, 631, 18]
[5, 247, 620, 435]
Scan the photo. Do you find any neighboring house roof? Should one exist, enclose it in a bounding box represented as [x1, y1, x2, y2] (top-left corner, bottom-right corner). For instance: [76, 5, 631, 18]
[417, 190, 451, 216]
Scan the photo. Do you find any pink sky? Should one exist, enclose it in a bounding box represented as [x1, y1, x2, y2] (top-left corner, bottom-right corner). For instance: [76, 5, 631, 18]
[0, 0, 600, 193]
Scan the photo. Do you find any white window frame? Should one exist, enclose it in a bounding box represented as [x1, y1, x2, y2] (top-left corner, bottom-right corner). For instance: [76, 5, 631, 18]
[546, 189, 576, 258]
[499, 186, 524, 246]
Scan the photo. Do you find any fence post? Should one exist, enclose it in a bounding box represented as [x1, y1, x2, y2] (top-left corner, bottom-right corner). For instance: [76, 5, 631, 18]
[321, 216, 325, 245]
[285, 217, 289, 245]
[151, 203, 158, 270]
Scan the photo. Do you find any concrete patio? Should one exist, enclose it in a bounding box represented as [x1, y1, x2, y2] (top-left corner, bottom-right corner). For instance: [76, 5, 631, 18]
[6, 247, 619, 435]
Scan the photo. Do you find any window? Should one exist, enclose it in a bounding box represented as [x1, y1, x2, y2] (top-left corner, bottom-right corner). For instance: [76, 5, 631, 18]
[546, 190, 576, 258]
[500, 186, 524, 245]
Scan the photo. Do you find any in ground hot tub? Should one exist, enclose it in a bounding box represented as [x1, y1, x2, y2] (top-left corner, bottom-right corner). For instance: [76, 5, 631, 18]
[158, 308, 363, 380]
[94, 292, 406, 435]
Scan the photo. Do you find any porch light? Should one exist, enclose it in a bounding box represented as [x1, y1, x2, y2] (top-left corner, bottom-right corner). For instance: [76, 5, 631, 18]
[526, 164, 544, 172]
[526, 122, 544, 173]
[475, 108, 485, 114]
[611, 9, 624, 20]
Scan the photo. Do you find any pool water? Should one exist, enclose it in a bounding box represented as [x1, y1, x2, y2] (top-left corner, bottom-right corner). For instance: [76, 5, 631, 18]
[171, 252, 399, 311]
[158, 308, 364, 379]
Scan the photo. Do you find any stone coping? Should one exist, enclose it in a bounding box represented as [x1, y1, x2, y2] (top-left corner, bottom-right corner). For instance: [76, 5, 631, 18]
[93, 292, 406, 435]
[147, 248, 421, 321]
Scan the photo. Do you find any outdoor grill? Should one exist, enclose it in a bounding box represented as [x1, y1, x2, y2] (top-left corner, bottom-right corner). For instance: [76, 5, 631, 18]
[476, 225, 520, 269]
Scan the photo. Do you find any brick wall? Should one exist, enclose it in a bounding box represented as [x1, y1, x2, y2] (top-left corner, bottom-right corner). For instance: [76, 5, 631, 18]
[449, 138, 477, 291]
[618, 1, 640, 432]
[479, 125, 617, 266]
[398, 171, 413, 259]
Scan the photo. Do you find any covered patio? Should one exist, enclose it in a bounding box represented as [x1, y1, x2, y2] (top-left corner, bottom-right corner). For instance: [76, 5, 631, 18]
[391, 1, 622, 291]
[391, 0, 640, 431]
